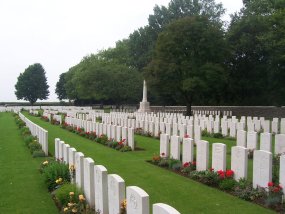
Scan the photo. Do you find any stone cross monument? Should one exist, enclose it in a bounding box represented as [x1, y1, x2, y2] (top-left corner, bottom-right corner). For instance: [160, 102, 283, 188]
[138, 80, 151, 113]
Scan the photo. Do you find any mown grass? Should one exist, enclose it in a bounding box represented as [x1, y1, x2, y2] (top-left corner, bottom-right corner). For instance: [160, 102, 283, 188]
[23, 112, 275, 214]
[0, 113, 58, 214]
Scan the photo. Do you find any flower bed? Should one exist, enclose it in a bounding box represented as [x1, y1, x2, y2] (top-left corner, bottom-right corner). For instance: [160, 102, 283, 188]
[149, 154, 285, 213]
[61, 123, 132, 152]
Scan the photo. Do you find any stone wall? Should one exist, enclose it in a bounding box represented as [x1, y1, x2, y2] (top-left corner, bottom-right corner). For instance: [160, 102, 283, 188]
[150, 106, 285, 118]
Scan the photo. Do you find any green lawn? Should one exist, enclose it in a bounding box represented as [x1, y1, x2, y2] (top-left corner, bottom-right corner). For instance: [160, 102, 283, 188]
[23, 112, 275, 214]
[0, 113, 58, 214]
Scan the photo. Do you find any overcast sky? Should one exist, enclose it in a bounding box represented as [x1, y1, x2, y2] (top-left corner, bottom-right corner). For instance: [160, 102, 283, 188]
[0, 0, 243, 102]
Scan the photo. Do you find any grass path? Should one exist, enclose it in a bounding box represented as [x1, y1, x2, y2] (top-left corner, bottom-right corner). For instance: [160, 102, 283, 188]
[0, 113, 58, 214]
[24, 112, 274, 214]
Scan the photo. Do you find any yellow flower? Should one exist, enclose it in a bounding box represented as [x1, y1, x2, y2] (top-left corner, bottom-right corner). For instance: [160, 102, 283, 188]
[58, 177, 63, 182]
[63, 207, 68, 212]
[43, 160, 48, 165]
[55, 179, 59, 184]
[79, 194, 85, 201]
[67, 202, 73, 207]
[69, 164, 75, 171]
[72, 208, 77, 213]
[69, 192, 75, 196]
[121, 199, 127, 209]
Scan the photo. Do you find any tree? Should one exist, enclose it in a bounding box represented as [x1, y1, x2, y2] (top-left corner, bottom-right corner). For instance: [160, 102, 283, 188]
[15, 63, 49, 105]
[55, 73, 67, 101]
[226, 0, 285, 105]
[128, 0, 225, 71]
[145, 16, 227, 115]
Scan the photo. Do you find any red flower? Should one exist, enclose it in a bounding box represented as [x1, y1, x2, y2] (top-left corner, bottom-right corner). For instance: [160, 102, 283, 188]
[184, 134, 189, 138]
[217, 170, 225, 179]
[273, 187, 281, 193]
[122, 139, 126, 142]
[209, 168, 214, 172]
[161, 152, 165, 156]
[268, 182, 274, 187]
[183, 162, 190, 168]
[225, 170, 234, 178]
[191, 161, 196, 166]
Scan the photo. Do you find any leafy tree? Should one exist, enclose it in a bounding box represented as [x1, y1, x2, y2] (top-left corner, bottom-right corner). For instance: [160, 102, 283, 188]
[15, 63, 49, 105]
[128, 0, 225, 71]
[145, 16, 227, 115]
[63, 54, 142, 105]
[55, 73, 67, 100]
[226, 0, 285, 105]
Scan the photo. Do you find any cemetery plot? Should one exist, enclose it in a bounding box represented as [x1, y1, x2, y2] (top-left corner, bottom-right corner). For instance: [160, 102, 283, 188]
[23, 112, 277, 213]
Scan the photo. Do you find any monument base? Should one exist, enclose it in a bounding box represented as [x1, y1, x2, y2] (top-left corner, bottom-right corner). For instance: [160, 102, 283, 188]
[138, 101, 151, 113]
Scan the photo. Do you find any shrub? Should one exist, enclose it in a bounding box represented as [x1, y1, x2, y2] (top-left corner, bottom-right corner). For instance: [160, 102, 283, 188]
[96, 134, 108, 145]
[158, 159, 169, 168]
[219, 178, 237, 191]
[24, 135, 35, 146]
[120, 146, 132, 152]
[42, 161, 71, 191]
[168, 159, 181, 171]
[213, 133, 223, 138]
[20, 127, 31, 136]
[28, 141, 42, 154]
[54, 183, 83, 207]
[32, 150, 46, 158]
[189, 170, 220, 187]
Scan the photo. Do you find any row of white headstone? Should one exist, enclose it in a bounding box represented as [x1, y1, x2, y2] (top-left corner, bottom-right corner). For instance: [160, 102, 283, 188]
[236, 130, 285, 154]
[54, 138, 180, 214]
[159, 134, 285, 192]
[52, 114, 62, 124]
[65, 116, 135, 150]
[19, 112, 48, 155]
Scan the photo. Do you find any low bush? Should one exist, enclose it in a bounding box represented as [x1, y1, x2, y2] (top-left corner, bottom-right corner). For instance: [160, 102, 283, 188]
[54, 183, 83, 207]
[41, 160, 71, 191]
[28, 141, 42, 154]
[32, 150, 46, 158]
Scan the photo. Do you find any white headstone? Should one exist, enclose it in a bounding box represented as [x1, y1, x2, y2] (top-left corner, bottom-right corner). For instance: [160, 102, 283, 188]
[221, 120, 228, 136]
[75, 152, 84, 189]
[116, 126, 122, 142]
[160, 134, 170, 157]
[94, 165, 108, 214]
[281, 118, 285, 134]
[170, 136, 180, 160]
[247, 131, 258, 150]
[182, 138, 194, 164]
[153, 203, 180, 214]
[84, 158, 95, 208]
[186, 125, 194, 139]
[194, 126, 201, 144]
[128, 128, 135, 150]
[196, 140, 209, 171]
[212, 143, 226, 171]
[263, 120, 270, 133]
[237, 130, 247, 147]
[230, 122, 237, 138]
[253, 150, 272, 188]
[126, 186, 149, 214]
[108, 174, 126, 214]
[231, 146, 248, 180]
[260, 133, 272, 152]
[54, 138, 60, 159]
[275, 134, 285, 154]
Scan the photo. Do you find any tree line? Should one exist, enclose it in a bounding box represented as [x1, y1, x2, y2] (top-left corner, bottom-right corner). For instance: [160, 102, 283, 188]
[15, 0, 285, 115]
